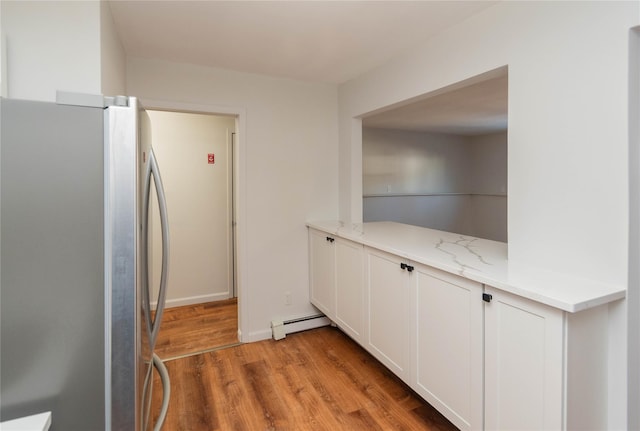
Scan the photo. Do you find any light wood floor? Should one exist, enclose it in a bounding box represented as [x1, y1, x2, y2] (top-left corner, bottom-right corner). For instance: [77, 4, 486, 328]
[151, 326, 458, 431]
[155, 298, 239, 359]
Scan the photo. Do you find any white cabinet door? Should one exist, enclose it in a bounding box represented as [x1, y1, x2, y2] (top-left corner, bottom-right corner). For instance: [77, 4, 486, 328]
[413, 265, 483, 431]
[484, 286, 564, 431]
[365, 247, 411, 381]
[309, 228, 335, 319]
[335, 238, 365, 343]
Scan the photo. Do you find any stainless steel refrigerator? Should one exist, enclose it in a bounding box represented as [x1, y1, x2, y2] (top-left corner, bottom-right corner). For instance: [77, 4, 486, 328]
[0, 95, 170, 430]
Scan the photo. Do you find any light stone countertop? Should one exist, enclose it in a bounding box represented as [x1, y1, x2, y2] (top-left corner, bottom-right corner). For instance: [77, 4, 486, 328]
[307, 220, 625, 313]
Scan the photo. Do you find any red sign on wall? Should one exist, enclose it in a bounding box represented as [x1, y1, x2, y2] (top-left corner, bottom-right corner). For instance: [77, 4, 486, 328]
[208, 153, 215, 164]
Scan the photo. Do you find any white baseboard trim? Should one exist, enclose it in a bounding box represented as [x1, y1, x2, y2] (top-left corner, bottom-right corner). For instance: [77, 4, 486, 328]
[151, 292, 231, 310]
[270, 314, 331, 340]
[216, 314, 331, 344]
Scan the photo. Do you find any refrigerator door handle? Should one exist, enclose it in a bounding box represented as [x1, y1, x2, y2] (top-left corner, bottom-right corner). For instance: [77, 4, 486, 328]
[140, 353, 171, 431]
[140, 360, 154, 431]
[141, 151, 154, 348]
[152, 353, 171, 431]
[148, 149, 170, 347]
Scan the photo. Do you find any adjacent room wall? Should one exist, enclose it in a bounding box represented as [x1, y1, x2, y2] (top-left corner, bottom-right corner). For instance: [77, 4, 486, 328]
[127, 57, 339, 341]
[362, 127, 507, 241]
[362, 127, 472, 235]
[468, 131, 507, 242]
[363, 128, 470, 195]
[339, 2, 639, 427]
[147, 110, 236, 308]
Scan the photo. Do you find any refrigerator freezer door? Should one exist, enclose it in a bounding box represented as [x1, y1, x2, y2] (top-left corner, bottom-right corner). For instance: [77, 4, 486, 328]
[0, 99, 105, 428]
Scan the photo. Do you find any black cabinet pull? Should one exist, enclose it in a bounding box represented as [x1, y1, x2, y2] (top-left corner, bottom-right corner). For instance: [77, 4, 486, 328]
[483, 293, 493, 303]
[326, 236, 335, 243]
[400, 263, 414, 272]
[400, 263, 413, 272]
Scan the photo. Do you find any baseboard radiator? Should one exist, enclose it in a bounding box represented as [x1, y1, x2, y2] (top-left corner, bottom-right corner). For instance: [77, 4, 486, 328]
[270, 314, 330, 340]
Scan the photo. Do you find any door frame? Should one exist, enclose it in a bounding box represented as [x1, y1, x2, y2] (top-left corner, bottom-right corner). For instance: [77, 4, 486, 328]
[139, 98, 247, 342]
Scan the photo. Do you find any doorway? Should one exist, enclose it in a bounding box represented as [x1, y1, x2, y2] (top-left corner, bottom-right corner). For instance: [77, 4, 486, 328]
[146, 108, 241, 359]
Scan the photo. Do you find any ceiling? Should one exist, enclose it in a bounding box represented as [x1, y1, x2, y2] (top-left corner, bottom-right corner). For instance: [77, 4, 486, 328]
[108, 0, 505, 134]
[363, 73, 508, 135]
[108, 1, 498, 85]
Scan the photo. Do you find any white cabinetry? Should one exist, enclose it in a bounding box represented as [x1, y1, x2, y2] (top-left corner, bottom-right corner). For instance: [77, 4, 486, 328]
[309, 228, 335, 317]
[484, 285, 564, 430]
[308, 223, 612, 430]
[484, 285, 608, 431]
[413, 264, 483, 431]
[364, 253, 484, 429]
[334, 238, 365, 342]
[309, 228, 365, 343]
[365, 247, 412, 380]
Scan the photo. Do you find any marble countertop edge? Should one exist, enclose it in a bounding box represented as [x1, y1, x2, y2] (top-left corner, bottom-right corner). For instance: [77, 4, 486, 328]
[307, 220, 626, 313]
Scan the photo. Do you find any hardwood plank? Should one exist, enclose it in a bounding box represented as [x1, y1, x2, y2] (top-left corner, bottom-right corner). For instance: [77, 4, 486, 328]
[258, 338, 348, 430]
[276, 353, 353, 430]
[152, 327, 458, 431]
[154, 298, 239, 359]
[243, 359, 289, 430]
[206, 352, 264, 431]
[301, 329, 430, 431]
[151, 355, 217, 431]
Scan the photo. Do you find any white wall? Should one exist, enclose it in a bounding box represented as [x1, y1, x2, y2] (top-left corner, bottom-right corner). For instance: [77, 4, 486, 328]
[127, 57, 339, 341]
[0, 1, 102, 101]
[362, 128, 507, 241]
[1, 6, 6, 97]
[148, 110, 236, 308]
[100, 0, 126, 97]
[343, 2, 635, 283]
[0, 0, 125, 101]
[339, 2, 639, 427]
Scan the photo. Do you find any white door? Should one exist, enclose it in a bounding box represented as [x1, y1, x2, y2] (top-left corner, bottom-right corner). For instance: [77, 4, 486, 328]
[413, 264, 483, 431]
[308, 229, 336, 317]
[484, 286, 564, 431]
[335, 238, 365, 343]
[365, 247, 411, 380]
[148, 110, 236, 307]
